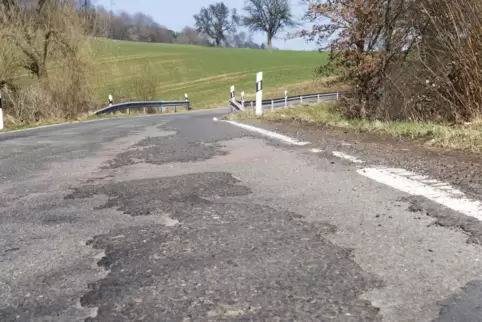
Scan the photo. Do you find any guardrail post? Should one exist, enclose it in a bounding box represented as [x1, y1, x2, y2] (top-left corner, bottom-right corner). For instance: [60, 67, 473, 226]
[241, 91, 245, 109]
[284, 89, 288, 108]
[0, 90, 4, 130]
[300, 95, 303, 105]
[271, 100, 274, 112]
[250, 101, 253, 109]
[336, 92, 339, 100]
[255, 72, 263, 116]
[317, 94, 320, 103]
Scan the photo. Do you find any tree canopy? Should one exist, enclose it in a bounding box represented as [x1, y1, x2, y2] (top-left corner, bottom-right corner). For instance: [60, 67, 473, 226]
[242, 0, 296, 49]
[194, 2, 239, 47]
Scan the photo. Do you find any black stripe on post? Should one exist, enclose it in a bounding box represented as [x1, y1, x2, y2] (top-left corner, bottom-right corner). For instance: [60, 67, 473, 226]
[256, 80, 263, 92]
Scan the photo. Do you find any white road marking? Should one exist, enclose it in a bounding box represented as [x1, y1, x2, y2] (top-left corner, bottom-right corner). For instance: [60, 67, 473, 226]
[310, 148, 323, 153]
[332, 151, 365, 164]
[358, 167, 482, 220]
[213, 117, 218, 121]
[223, 120, 310, 146]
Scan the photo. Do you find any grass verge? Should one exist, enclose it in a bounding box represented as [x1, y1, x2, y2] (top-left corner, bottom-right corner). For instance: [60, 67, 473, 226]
[16, 38, 332, 108]
[225, 103, 482, 155]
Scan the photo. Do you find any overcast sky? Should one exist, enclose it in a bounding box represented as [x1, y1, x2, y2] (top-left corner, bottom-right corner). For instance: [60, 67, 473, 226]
[96, 0, 317, 50]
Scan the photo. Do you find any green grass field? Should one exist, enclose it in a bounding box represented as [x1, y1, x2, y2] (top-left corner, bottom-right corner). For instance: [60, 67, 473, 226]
[88, 38, 329, 108]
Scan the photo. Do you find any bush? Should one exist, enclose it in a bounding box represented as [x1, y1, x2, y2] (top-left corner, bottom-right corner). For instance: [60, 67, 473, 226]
[130, 64, 159, 102]
[302, 0, 482, 124]
[0, 0, 95, 127]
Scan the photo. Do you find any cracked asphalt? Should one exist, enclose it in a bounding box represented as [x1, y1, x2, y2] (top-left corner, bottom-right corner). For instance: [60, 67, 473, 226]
[1, 108, 482, 321]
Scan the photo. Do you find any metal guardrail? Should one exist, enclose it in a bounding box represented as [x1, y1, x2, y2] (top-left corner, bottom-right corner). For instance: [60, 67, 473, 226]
[94, 100, 191, 115]
[230, 91, 349, 111]
[93, 90, 348, 115]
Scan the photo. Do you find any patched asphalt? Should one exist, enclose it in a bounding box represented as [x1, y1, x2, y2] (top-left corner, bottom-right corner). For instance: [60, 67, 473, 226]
[75, 173, 381, 321]
[1, 109, 482, 321]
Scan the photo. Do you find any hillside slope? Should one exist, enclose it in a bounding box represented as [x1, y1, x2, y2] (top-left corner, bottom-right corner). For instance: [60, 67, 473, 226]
[90, 38, 329, 108]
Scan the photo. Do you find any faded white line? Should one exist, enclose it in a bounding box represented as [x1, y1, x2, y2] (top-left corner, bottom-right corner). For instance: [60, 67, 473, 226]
[223, 120, 310, 146]
[310, 148, 323, 153]
[332, 151, 365, 164]
[358, 167, 482, 220]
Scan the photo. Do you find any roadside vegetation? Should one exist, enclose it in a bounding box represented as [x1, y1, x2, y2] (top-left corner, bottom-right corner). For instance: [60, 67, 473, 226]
[1, 0, 94, 129]
[227, 103, 482, 154]
[228, 0, 482, 154]
[298, 0, 482, 125]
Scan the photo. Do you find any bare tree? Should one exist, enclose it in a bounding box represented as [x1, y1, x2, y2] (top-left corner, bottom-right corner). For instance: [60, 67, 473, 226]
[0, 27, 20, 92]
[0, 0, 88, 84]
[242, 0, 296, 49]
[194, 2, 239, 47]
[300, 0, 482, 123]
[0, 0, 94, 122]
[176, 26, 211, 46]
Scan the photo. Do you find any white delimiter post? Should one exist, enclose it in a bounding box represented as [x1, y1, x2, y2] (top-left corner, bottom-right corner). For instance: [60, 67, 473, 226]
[108, 94, 114, 115]
[240, 91, 245, 109]
[0, 90, 4, 130]
[284, 89, 288, 108]
[255, 72, 263, 116]
[185, 93, 190, 110]
[230, 85, 235, 111]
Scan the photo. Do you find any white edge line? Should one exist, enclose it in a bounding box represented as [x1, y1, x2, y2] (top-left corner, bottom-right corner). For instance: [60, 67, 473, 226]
[223, 120, 310, 146]
[332, 151, 365, 164]
[358, 167, 482, 220]
[310, 148, 323, 153]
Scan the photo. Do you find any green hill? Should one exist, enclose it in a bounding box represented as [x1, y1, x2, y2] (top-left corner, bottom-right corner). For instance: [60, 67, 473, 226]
[89, 38, 329, 108]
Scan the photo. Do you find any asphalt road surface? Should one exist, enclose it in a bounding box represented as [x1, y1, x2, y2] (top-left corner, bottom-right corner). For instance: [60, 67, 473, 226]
[1, 108, 481, 322]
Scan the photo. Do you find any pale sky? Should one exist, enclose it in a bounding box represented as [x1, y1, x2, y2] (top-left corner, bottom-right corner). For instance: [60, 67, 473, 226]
[96, 0, 317, 50]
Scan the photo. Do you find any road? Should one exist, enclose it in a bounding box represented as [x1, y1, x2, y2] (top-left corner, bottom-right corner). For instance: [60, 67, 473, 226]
[0, 108, 481, 322]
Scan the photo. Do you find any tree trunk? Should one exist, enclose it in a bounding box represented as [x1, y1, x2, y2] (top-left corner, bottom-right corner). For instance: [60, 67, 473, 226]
[38, 63, 48, 80]
[267, 33, 272, 49]
[37, 63, 51, 92]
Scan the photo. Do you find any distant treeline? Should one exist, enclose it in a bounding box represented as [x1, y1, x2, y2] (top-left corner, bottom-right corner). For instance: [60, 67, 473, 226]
[80, 2, 266, 49]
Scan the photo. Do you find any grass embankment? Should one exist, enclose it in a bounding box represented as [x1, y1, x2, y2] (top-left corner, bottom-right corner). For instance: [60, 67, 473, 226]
[227, 103, 482, 154]
[17, 38, 331, 109]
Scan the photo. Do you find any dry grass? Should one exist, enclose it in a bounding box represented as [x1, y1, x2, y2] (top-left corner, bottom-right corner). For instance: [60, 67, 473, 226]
[226, 103, 482, 154]
[0, 0, 94, 127]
